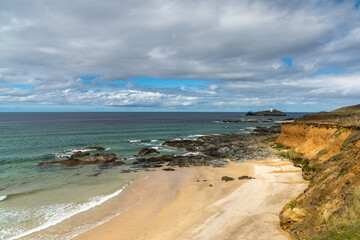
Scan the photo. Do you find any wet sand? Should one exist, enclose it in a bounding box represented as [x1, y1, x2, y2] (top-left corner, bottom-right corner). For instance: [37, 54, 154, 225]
[74, 158, 308, 240]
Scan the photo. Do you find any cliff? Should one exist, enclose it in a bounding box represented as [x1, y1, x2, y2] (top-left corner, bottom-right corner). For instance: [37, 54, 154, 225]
[275, 122, 360, 239]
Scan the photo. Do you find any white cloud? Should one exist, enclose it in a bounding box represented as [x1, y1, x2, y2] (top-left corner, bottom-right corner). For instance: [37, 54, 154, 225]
[1, 0, 360, 111]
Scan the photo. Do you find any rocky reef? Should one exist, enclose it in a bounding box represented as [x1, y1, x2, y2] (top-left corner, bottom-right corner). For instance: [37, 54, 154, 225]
[37, 126, 280, 170]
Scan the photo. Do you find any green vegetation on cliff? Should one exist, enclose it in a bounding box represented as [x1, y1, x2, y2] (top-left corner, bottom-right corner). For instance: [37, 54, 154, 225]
[298, 104, 360, 126]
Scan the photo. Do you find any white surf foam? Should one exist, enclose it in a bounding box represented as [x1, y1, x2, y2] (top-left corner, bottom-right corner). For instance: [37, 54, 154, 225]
[188, 134, 207, 138]
[0, 195, 7, 201]
[8, 183, 131, 240]
[181, 152, 201, 156]
[129, 140, 141, 143]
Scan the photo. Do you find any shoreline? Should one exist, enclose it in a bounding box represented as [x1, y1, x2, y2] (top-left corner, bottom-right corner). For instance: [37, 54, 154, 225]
[74, 158, 308, 240]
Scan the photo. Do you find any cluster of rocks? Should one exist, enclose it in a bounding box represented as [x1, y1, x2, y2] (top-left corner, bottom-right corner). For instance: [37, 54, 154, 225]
[37, 147, 124, 167]
[221, 175, 256, 182]
[38, 125, 280, 169]
[137, 127, 279, 168]
[252, 126, 281, 135]
[163, 132, 275, 163]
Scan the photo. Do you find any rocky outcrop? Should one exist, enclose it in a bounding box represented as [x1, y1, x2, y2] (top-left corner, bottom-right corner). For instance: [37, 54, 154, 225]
[71, 151, 90, 158]
[246, 109, 286, 116]
[84, 146, 105, 151]
[82, 153, 117, 164]
[222, 118, 275, 123]
[163, 133, 274, 162]
[138, 148, 160, 155]
[38, 153, 117, 166]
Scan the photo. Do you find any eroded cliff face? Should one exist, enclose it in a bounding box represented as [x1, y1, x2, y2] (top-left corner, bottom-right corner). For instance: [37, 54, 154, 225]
[276, 123, 360, 239]
[277, 123, 352, 162]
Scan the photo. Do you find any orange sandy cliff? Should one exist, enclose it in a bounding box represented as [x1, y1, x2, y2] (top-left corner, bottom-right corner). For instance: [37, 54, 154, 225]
[275, 106, 360, 239]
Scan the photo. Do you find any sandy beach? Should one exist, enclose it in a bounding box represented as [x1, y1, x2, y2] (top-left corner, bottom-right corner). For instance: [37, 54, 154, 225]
[74, 157, 308, 240]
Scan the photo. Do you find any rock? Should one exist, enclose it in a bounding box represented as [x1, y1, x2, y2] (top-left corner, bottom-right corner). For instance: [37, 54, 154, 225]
[137, 154, 174, 163]
[84, 146, 106, 151]
[221, 176, 234, 182]
[253, 126, 281, 135]
[245, 109, 286, 116]
[209, 184, 213, 187]
[152, 164, 163, 168]
[71, 151, 90, 158]
[238, 175, 255, 180]
[222, 119, 274, 123]
[113, 161, 125, 165]
[37, 158, 81, 167]
[138, 148, 160, 155]
[82, 153, 117, 164]
[163, 167, 175, 171]
[280, 207, 307, 229]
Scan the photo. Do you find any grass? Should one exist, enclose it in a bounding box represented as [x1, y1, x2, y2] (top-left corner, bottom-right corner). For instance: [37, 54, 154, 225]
[313, 220, 360, 240]
[262, 135, 278, 143]
[329, 152, 346, 162]
[274, 143, 290, 150]
[290, 193, 303, 210]
[318, 149, 329, 155]
[312, 188, 360, 240]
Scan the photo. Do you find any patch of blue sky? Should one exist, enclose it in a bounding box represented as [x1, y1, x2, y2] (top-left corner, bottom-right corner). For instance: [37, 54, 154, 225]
[355, 0, 360, 9]
[281, 57, 293, 69]
[10, 84, 35, 90]
[99, 78, 216, 90]
[312, 69, 346, 76]
[128, 78, 216, 89]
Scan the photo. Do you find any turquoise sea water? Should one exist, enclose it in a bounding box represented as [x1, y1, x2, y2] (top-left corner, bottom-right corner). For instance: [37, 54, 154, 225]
[0, 112, 306, 239]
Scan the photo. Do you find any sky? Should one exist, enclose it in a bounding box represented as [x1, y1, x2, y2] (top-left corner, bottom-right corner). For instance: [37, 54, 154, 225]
[1, 0, 360, 112]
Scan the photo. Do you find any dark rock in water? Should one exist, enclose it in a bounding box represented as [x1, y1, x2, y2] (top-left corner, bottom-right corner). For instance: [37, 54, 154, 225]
[37, 158, 81, 167]
[71, 151, 90, 158]
[138, 148, 160, 155]
[245, 109, 286, 116]
[84, 146, 106, 151]
[82, 153, 117, 164]
[132, 161, 139, 165]
[163, 140, 201, 152]
[163, 167, 175, 171]
[253, 126, 281, 135]
[222, 118, 274, 123]
[88, 172, 101, 177]
[238, 176, 255, 180]
[221, 176, 234, 182]
[113, 161, 125, 165]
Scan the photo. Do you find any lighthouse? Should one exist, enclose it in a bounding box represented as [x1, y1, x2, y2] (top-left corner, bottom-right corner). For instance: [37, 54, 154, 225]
[270, 107, 273, 112]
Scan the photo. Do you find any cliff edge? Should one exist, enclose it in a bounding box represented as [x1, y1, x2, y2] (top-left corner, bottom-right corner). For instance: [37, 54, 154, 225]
[275, 106, 360, 239]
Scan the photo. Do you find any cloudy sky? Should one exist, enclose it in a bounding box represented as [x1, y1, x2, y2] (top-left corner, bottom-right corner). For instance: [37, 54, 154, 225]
[1, 0, 360, 112]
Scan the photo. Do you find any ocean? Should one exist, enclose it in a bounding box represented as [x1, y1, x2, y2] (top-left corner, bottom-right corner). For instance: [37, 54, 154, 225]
[0, 112, 306, 239]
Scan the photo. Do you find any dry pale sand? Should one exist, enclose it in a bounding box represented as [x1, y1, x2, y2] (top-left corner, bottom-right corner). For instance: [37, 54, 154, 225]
[74, 158, 308, 240]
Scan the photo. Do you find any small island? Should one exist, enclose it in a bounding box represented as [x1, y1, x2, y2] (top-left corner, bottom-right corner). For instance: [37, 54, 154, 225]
[245, 108, 286, 116]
